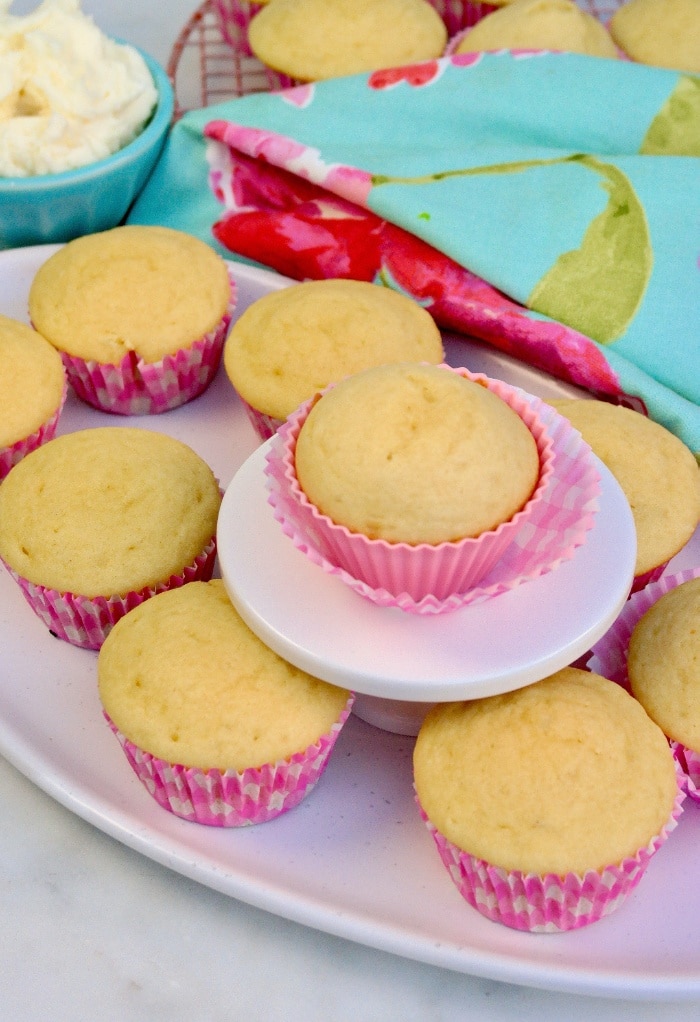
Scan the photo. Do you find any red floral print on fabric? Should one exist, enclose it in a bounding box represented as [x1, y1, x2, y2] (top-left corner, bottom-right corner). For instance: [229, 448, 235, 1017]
[207, 138, 622, 401]
[368, 61, 443, 90]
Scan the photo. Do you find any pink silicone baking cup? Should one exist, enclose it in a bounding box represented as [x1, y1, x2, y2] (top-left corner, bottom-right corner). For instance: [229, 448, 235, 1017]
[416, 776, 686, 932]
[265, 367, 600, 614]
[0, 380, 67, 482]
[58, 268, 237, 416]
[588, 565, 700, 803]
[103, 693, 355, 826]
[0, 538, 217, 651]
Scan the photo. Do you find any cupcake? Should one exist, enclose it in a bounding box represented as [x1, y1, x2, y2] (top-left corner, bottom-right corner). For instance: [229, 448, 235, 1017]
[449, 0, 618, 58]
[550, 399, 700, 591]
[0, 427, 221, 649]
[224, 278, 444, 440]
[603, 572, 700, 803]
[27, 225, 236, 415]
[248, 0, 449, 82]
[98, 579, 354, 826]
[265, 362, 600, 612]
[609, 0, 700, 72]
[413, 667, 684, 932]
[0, 314, 66, 481]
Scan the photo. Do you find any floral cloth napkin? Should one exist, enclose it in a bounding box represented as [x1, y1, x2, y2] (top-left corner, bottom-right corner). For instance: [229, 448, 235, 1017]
[128, 51, 700, 452]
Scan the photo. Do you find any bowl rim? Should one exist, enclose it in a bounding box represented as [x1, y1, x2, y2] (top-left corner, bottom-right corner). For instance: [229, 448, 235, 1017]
[0, 44, 174, 191]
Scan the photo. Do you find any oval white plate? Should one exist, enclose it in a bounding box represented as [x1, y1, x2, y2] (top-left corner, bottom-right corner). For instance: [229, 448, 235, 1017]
[1, 246, 699, 1000]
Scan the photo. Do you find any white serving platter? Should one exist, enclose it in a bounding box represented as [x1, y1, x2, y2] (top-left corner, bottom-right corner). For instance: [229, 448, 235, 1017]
[1, 245, 700, 1001]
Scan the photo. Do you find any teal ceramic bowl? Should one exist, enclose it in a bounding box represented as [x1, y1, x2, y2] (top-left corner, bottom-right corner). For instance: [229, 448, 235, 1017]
[0, 47, 174, 250]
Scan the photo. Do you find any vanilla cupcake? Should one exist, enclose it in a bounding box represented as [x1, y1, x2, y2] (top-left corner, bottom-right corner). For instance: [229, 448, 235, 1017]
[248, 0, 449, 81]
[0, 314, 66, 480]
[99, 579, 354, 826]
[224, 279, 444, 439]
[450, 0, 618, 58]
[28, 226, 236, 415]
[0, 427, 221, 649]
[627, 576, 700, 799]
[550, 399, 700, 590]
[263, 362, 595, 612]
[413, 667, 684, 931]
[610, 0, 700, 71]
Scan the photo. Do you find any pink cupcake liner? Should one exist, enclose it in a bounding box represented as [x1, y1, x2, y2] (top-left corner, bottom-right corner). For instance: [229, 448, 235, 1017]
[0, 538, 217, 651]
[58, 268, 237, 416]
[211, 0, 267, 57]
[588, 565, 700, 802]
[629, 561, 669, 594]
[673, 744, 700, 804]
[0, 381, 67, 482]
[416, 775, 685, 932]
[265, 367, 600, 614]
[103, 693, 355, 826]
[241, 399, 284, 442]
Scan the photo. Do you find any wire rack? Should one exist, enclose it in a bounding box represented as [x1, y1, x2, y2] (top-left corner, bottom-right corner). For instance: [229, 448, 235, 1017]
[168, 0, 626, 118]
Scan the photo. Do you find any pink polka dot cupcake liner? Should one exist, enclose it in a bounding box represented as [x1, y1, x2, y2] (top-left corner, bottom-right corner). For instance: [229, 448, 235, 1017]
[0, 381, 67, 482]
[0, 538, 217, 651]
[416, 775, 685, 932]
[59, 268, 237, 416]
[588, 565, 700, 803]
[103, 693, 355, 827]
[265, 367, 600, 614]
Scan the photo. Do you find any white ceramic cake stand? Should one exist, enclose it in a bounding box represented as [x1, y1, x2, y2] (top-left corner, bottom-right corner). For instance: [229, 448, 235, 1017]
[217, 442, 636, 735]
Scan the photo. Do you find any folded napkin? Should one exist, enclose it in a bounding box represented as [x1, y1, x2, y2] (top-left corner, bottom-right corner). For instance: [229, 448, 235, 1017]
[128, 51, 700, 452]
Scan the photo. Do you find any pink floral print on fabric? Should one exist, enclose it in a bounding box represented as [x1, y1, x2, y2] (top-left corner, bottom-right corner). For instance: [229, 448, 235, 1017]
[280, 83, 315, 108]
[368, 60, 445, 90]
[206, 121, 373, 208]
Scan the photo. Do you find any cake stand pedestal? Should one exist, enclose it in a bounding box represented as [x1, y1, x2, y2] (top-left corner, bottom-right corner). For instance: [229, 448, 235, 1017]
[217, 441, 636, 735]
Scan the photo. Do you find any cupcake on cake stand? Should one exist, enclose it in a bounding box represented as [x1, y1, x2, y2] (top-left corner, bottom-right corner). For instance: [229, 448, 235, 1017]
[217, 367, 637, 736]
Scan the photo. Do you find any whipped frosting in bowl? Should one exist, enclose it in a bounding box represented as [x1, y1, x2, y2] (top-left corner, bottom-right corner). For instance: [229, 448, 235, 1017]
[0, 0, 158, 177]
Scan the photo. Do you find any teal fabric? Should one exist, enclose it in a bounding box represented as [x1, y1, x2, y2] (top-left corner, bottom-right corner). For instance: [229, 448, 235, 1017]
[129, 51, 700, 451]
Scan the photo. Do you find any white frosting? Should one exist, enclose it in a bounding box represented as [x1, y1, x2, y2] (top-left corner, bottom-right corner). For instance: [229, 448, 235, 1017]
[0, 0, 158, 176]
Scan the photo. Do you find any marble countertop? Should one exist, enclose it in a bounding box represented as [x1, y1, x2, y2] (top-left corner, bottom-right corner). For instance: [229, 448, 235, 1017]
[2, 3, 699, 1019]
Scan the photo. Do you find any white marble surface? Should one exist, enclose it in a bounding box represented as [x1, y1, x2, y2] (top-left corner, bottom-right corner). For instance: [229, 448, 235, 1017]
[2, 3, 700, 1019]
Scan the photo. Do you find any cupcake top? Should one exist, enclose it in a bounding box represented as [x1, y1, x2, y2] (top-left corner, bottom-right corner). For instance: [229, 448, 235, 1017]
[0, 314, 65, 448]
[453, 0, 618, 58]
[413, 667, 679, 876]
[294, 362, 540, 545]
[27, 225, 231, 364]
[0, 426, 221, 597]
[98, 579, 351, 771]
[550, 399, 700, 575]
[248, 0, 448, 81]
[609, 0, 700, 71]
[224, 278, 444, 421]
[628, 577, 700, 751]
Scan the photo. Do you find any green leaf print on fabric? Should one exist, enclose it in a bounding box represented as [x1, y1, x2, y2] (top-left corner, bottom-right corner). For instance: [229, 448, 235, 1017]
[373, 153, 652, 346]
[528, 156, 652, 345]
[640, 76, 700, 157]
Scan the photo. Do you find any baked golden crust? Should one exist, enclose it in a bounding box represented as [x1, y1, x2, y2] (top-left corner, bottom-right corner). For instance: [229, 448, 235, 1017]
[98, 579, 351, 770]
[413, 667, 678, 876]
[28, 225, 231, 364]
